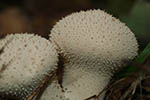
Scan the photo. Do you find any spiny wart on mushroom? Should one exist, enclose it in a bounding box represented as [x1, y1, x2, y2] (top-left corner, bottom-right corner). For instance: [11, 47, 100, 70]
[50, 9, 139, 100]
[0, 33, 58, 100]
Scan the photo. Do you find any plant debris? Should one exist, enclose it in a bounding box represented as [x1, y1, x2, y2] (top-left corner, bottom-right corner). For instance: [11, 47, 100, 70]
[101, 44, 150, 100]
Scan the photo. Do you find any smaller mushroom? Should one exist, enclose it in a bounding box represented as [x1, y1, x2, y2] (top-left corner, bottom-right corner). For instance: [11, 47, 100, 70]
[0, 33, 58, 100]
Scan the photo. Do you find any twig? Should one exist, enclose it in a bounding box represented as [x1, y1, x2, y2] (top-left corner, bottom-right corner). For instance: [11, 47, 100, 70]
[119, 77, 140, 100]
[139, 73, 143, 100]
[84, 95, 96, 100]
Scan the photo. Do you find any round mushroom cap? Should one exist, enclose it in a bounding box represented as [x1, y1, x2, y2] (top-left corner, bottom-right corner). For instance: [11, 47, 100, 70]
[50, 9, 138, 64]
[50, 9, 138, 78]
[0, 33, 58, 100]
[50, 9, 138, 100]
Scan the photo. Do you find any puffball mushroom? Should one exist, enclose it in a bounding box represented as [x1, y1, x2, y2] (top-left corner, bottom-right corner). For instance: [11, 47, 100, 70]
[0, 33, 58, 100]
[50, 9, 138, 100]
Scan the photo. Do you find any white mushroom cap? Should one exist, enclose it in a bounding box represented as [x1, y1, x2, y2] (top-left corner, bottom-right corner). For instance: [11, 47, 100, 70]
[39, 80, 67, 100]
[0, 33, 58, 100]
[50, 9, 138, 63]
[50, 9, 138, 100]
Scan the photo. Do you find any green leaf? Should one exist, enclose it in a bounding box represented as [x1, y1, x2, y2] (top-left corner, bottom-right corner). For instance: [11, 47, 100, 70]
[135, 43, 150, 63]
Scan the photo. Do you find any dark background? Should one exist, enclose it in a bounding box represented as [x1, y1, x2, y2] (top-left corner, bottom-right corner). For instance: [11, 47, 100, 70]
[0, 0, 150, 49]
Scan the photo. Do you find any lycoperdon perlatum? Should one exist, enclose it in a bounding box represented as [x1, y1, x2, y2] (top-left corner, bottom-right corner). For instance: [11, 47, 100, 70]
[0, 33, 58, 100]
[50, 9, 139, 100]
